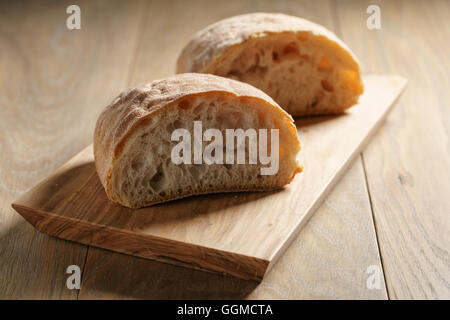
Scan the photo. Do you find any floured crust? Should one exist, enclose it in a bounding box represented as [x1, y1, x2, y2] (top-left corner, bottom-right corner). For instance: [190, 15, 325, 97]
[177, 12, 361, 74]
[94, 73, 299, 206]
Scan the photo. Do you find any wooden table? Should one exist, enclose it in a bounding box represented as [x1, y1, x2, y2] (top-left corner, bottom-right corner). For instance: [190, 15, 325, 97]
[0, 0, 448, 299]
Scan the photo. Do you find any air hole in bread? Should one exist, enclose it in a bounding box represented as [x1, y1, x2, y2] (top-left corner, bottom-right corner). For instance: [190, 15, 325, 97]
[193, 102, 207, 115]
[321, 79, 334, 92]
[131, 156, 143, 171]
[149, 167, 166, 193]
[272, 51, 279, 61]
[283, 42, 299, 56]
[179, 99, 193, 110]
[188, 165, 204, 181]
[318, 56, 332, 71]
[173, 119, 184, 129]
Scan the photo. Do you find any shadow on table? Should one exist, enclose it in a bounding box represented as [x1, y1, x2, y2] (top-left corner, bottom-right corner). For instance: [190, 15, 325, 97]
[294, 113, 345, 130]
[80, 246, 259, 299]
[0, 219, 84, 299]
[0, 219, 259, 299]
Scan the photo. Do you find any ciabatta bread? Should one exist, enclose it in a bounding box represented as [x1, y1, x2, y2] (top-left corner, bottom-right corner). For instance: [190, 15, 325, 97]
[177, 13, 364, 116]
[94, 73, 301, 208]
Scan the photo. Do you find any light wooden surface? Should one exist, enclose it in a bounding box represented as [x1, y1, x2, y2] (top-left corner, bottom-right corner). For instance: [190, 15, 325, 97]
[336, 0, 450, 299]
[11, 75, 406, 282]
[0, 0, 448, 299]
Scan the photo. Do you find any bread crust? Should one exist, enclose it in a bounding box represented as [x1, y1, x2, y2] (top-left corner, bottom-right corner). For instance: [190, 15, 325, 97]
[177, 12, 362, 75]
[94, 73, 300, 206]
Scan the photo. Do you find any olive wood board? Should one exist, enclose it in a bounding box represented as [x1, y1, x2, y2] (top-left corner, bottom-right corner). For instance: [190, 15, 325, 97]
[12, 74, 407, 281]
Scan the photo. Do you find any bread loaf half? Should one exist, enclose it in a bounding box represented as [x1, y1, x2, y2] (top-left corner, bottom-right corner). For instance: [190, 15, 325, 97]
[94, 73, 301, 208]
[177, 13, 364, 116]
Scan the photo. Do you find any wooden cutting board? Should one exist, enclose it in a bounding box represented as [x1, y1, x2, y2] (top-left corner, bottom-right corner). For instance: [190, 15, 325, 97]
[12, 74, 406, 282]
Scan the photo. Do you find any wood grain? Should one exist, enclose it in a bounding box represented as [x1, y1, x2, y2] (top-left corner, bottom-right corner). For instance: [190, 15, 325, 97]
[250, 159, 388, 299]
[0, 0, 146, 299]
[12, 75, 407, 281]
[3, 0, 445, 300]
[79, 0, 390, 299]
[77, 159, 387, 299]
[1, 0, 395, 299]
[336, 0, 450, 299]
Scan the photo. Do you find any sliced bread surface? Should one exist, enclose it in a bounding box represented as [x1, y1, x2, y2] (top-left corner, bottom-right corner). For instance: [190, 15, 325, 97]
[177, 13, 364, 116]
[94, 73, 301, 208]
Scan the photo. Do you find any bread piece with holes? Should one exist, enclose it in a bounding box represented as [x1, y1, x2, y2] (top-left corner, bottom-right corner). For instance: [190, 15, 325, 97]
[94, 73, 301, 208]
[177, 13, 364, 116]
